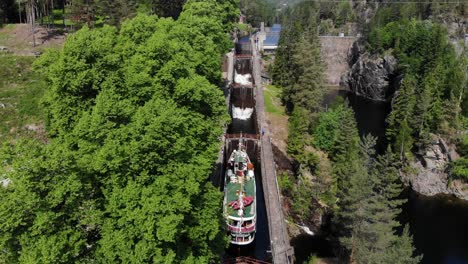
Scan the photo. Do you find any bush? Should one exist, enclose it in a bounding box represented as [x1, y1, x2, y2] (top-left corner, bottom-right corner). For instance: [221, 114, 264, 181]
[278, 171, 294, 195]
[457, 134, 468, 157]
[451, 157, 468, 181]
[313, 106, 342, 152]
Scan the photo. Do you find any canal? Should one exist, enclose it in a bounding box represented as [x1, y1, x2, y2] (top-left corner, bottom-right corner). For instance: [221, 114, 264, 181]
[221, 39, 271, 262]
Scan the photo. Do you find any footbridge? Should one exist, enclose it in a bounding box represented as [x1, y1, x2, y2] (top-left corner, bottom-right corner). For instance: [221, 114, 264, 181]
[251, 38, 295, 264]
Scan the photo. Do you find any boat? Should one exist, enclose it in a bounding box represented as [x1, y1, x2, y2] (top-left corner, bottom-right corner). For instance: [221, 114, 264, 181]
[223, 141, 256, 245]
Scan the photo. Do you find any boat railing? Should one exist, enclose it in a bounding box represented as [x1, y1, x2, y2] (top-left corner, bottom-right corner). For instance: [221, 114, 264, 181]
[225, 133, 260, 140]
[227, 223, 256, 233]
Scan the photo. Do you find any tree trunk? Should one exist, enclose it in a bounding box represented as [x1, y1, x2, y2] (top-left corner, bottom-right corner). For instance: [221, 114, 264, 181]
[18, 1, 22, 23]
[50, 0, 54, 29]
[28, 0, 36, 47]
[62, 0, 66, 27]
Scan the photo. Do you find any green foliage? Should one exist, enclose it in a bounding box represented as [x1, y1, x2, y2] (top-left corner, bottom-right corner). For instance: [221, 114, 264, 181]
[334, 1, 354, 27]
[313, 105, 343, 153]
[292, 176, 314, 221]
[384, 225, 423, 264]
[333, 135, 421, 263]
[307, 254, 318, 264]
[278, 171, 294, 196]
[287, 107, 310, 160]
[240, 0, 276, 27]
[373, 19, 467, 155]
[0, 56, 46, 141]
[264, 84, 285, 115]
[386, 75, 417, 160]
[0, 1, 237, 262]
[93, 0, 138, 26]
[272, 1, 325, 112]
[457, 135, 468, 157]
[451, 158, 468, 181]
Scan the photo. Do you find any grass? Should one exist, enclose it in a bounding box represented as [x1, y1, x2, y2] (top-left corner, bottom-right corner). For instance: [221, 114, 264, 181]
[235, 23, 251, 33]
[0, 55, 46, 141]
[50, 9, 75, 27]
[0, 31, 10, 46]
[264, 84, 286, 116]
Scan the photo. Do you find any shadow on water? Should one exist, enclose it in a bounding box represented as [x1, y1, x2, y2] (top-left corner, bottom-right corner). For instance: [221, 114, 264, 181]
[401, 191, 468, 264]
[324, 89, 391, 154]
[291, 235, 335, 264]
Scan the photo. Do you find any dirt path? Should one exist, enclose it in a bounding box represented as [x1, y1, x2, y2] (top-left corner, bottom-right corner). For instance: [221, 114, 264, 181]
[0, 24, 66, 55]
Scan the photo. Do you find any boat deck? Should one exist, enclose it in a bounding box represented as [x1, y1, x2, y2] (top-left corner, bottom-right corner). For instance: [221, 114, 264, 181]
[225, 177, 256, 218]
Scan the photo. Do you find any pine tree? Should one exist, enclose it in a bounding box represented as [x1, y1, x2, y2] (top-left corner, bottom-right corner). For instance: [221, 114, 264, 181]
[332, 105, 362, 255]
[384, 226, 422, 264]
[387, 75, 417, 160]
[334, 141, 421, 263]
[291, 30, 326, 113]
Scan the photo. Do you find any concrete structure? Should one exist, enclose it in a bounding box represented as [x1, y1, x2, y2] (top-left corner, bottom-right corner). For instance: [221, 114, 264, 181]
[256, 23, 282, 54]
[215, 36, 293, 263]
[252, 36, 294, 264]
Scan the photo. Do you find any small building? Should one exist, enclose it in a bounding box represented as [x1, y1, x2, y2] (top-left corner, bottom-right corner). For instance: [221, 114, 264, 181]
[256, 23, 281, 54]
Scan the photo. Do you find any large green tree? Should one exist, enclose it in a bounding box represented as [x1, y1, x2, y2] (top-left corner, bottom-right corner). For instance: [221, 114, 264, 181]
[0, 1, 238, 262]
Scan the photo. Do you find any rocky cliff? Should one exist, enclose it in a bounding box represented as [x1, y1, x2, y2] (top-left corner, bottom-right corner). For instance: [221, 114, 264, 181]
[341, 41, 399, 101]
[403, 135, 468, 201]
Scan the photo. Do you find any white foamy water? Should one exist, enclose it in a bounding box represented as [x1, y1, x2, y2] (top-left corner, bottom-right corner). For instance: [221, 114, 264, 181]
[232, 107, 253, 120]
[234, 70, 252, 86]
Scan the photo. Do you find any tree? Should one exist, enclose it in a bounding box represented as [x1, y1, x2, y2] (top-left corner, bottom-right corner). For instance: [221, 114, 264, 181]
[384, 226, 422, 264]
[334, 139, 421, 263]
[313, 105, 343, 153]
[2, 0, 238, 261]
[94, 0, 137, 26]
[386, 75, 417, 161]
[290, 30, 326, 113]
[239, 0, 276, 27]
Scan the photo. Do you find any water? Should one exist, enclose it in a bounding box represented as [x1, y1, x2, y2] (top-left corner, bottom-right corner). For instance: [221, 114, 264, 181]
[403, 192, 468, 264]
[337, 90, 468, 264]
[232, 107, 254, 120]
[324, 90, 390, 153]
[234, 71, 253, 86]
[221, 39, 271, 261]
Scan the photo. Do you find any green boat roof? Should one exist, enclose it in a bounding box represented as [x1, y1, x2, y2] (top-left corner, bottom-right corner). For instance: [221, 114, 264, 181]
[225, 176, 255, 218]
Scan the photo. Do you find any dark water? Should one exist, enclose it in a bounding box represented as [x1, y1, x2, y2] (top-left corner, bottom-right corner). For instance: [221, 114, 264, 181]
[337, 90, 468, 264]
[324, 90, 390, 153]
[235, 36, 252, 55]
[234, 58, 253, 76]
[228, 118, 257, 135]
[347, 92, 391, 154]
[291, 235, 335, 263]
[403, 192, 468, 264]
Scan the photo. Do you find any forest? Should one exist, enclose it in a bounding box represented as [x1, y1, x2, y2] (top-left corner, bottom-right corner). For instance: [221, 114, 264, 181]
[0, 0, 189, 27]
[272, 0, 466, 263]
[0, 0, 238, 263]
[1, 0, 467, 263]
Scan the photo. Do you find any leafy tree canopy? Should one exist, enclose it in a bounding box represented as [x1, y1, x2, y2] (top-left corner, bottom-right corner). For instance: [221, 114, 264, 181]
[0, 1, 238, 262]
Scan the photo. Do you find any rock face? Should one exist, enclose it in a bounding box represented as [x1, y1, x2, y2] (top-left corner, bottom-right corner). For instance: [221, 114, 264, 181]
[404, 135, 468, 201]
[341, 41, 398, 101]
